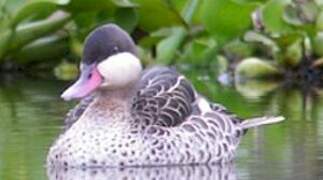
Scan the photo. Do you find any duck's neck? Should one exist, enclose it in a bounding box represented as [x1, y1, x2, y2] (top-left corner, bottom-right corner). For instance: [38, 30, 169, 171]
[94, 84, 135, 110]
[97, 86, 133, 101]
[77, 84, 137, 126]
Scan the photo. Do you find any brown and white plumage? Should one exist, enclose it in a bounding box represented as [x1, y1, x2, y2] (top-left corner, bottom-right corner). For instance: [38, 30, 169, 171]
[47, 24, 284, 168]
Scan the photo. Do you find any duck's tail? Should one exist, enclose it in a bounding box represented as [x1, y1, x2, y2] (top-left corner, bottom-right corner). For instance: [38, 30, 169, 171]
[240, 116, 285, 130]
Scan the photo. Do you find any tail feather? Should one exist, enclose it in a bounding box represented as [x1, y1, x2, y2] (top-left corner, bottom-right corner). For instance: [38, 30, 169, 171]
[241, 116, 285, 129]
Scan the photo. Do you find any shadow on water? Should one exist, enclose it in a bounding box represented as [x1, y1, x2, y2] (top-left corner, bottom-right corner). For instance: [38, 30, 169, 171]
[47, 164, 237, 180]
[0, 72, 323, 180]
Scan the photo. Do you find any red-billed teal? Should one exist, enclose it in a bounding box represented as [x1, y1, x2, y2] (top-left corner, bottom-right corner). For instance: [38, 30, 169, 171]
[47, 24, 284, 168]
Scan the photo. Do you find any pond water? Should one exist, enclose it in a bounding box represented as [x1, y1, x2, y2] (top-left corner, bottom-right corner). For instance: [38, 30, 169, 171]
[0, 73, 322, 180]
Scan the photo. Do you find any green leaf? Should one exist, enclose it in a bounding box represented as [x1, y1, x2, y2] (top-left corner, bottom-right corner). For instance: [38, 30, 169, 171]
[223, 39, 255, 59]
[315, 0, 323, 6]
[1, 0, 25, 14]
[10, 11, 71, 52]
[0, 29, 12, 60]
[10, 1, 65, 28]
[262, 0, 292, 33]
[138, 36, 163, 48]
[316, 11, 323, 31]
[180, 37, 217, 66]
[244, 31, 279, 56]
[132, 0, 184, 31]
[283, 4, 303, 26]
[180, 0, 199, 23]
[313, 32, 323, 57]
[73, 12, 98, 30]
[283, 1, 319, 26]
[300, 1, 319, 23]
[156, 27, 187, 64]
[111, 0, 137, 7]
[202, 0, 257, 46]
[13, 34, 69, 64]
[0, 0, 25, 30]
[276, 38, 302, 66]
[155, 0, 199, 64]
[235, 57, 281, 79]
[273, 33, 302, 48]
[114, 8, 138, 33]
[65, 0, 116, 12]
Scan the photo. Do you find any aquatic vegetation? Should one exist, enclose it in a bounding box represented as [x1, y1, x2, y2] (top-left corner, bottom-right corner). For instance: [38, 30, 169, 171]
[0, 0, 323, 85]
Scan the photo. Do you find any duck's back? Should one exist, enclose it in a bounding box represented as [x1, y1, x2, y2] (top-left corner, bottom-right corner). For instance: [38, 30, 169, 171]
[127, 67, 245, 165]
[131, 66, 196, 127]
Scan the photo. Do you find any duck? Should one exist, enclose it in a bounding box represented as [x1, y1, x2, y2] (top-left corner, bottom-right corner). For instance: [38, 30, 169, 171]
[47, 23, 284, 168]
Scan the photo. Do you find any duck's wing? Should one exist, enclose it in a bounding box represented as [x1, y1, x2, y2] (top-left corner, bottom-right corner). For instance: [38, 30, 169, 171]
[131, 66, 197, 127]
[63, 95, 94, 130]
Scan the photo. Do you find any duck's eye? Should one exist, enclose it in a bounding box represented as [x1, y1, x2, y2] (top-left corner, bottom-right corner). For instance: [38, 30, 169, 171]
[112, 46, 119, 53]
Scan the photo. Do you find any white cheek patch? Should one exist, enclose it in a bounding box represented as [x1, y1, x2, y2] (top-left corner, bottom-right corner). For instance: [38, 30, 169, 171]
[97, 52, 142, 88]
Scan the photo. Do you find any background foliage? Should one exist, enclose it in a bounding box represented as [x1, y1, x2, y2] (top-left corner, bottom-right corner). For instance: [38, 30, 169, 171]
[1, 0, 323, 82]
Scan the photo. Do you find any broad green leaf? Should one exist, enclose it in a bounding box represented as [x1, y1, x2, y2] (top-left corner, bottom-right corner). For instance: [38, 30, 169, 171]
[273, 33, 302, 48]
[202, 0, 258, 46]
[10, 1, 64, 28]
[180, 0, 199, 23]
[283, 1, 319, 26]
[65, 0, 116, 12]
[132, 0, 184, 31]
[317, 11, 323, 31]
[223, 39, 255, 59]
[300, 1, 319, 23]
[180, 38, 217, 65]
[244, 31, 277, 47]
[276, 38, 302, 66]
[10, 11, 71, 51]
[14, 34, 69, 64]
[138, 36, 163, 48]
[0, 29, 12, 60]
[244, 31, 279, 56]
[111, 0, 137, 7]
[72, 10, 115, 40]
[156, 27, 187, 64]
[262, 0, 292, 33]
[172, 0, 187, 13]
[73, 12, 98, 29]
[172, 0, 204, 25]
[283, 4, 303, 26]
[1, 0, 25, 14]
[313, 32, 323, 57]
[155, 0, 199, 64]
[0, 0, 25, 29]
[315, 0, 323, 6]
[67, 0, 138, 12]
[235, 57, 281, 79]
[233, 0, 267, 3]
[115, 8, 138, 33]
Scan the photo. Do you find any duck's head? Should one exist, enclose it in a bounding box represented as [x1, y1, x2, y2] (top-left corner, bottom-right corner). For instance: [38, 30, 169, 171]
[61, 24, 142, 101]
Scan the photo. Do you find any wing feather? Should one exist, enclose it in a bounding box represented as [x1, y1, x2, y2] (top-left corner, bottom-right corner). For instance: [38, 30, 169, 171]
[131, 67, 196, 127]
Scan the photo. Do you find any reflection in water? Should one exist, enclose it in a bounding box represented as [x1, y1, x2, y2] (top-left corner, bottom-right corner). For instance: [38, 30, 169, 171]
[47, 164, 237, 180]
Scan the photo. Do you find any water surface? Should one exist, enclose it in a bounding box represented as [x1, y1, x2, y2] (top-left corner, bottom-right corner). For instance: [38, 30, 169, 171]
[0, 74, 322, 180]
